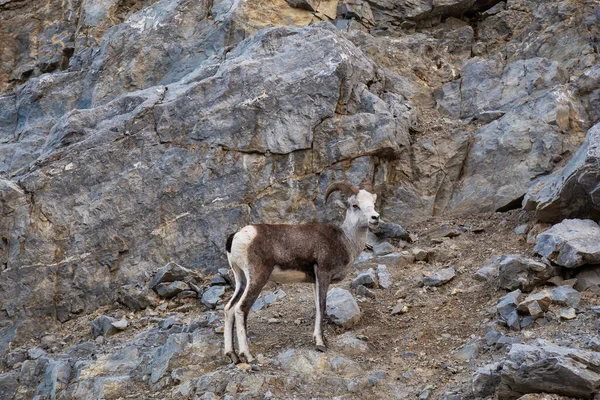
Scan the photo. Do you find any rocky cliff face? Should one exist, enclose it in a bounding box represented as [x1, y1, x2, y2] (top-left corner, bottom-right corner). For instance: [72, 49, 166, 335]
[1, 0, 600, 398]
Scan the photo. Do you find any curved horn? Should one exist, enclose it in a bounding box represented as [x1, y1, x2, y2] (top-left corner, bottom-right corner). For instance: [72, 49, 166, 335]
[324, 182, 360, 204]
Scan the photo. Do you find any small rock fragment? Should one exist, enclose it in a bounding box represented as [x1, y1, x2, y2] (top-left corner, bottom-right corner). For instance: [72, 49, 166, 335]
[201, 286, 226, 308]
[355, 285, 376, 299]
[372, 242, 394, 256]
[551, 286, 581, 308]
[497, 290, 522, 331]
[155, 281, 190, 299]
[559, 308, 577, 320]
[424, 267, 455, 287]
[351, 268, 377, 289]
[376, 265, 392, 289]
[391, 301, 408, 315]
[149, 262, 197, 289]
[412, 248, 429, 262]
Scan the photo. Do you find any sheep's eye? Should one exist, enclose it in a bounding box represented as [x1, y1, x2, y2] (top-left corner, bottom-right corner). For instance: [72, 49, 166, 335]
[352, 204, 360, 210]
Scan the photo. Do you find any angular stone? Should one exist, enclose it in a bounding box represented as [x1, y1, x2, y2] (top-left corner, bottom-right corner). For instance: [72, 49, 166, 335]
[155, 281, 190, 299]
[376, 265, 392, 289]
[118, 284, 158, 311]
[372, 242, 394, 256]
[326, 288, 361, 328]
[497, 290, 522, 331]
[201, 286, 226, 309]
[551, 286, 581, 308]
[334, 332, 368, 355]
[575, 267, 600, 293]
[372, 222, 410, 240]
[474, 259, 500, 282]
[534, 219, 600, 268]
[559, 308, 577, 320]
[472, 362, 502, 397]
[391, 301, 408, 315]
[449, 85, 589, 213]
[91, 316, 120, 338]
[527, 302, 544, 319]
[498, 255, 557, 291]
[355, 285, 376, 299]
[251, 289, 286, 311]
[351, 268, 377, 289]
[498, 342, 600, 398]
[411, 248, 429, 262]
[149, 263, 196, 289]
[524, 116, 600, 223]
[423, 267, 455, 287]
[518, 290, 552, 313]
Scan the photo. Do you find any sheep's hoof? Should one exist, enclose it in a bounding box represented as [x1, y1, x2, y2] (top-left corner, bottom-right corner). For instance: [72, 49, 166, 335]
[238, 352, 255, 364]
[225, 351, 240, 364]
[315, 345, 327, 352]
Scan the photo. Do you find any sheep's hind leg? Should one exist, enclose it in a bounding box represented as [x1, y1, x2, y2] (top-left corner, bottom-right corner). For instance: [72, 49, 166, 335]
[313, 264, 330, 352]
[224, 258, 244, 364]
[235, 265, 270, 364]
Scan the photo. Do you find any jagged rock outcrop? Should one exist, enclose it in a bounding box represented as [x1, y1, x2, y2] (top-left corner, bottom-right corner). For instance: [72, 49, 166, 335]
[524, 122, 600, 222]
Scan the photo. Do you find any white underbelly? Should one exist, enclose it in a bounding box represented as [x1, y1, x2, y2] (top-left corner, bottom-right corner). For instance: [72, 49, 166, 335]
[269, 266, 311, 283]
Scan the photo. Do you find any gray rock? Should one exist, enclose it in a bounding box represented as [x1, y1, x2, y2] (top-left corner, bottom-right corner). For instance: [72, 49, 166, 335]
[326, 288, 361, 328]
[551, 286, 581, 308]
[201, 286, 226, 309]
[91, 315, 121, 338]
[559, 308, 577, 320]
[423, 267, 455, 287]
[351, 268, 377, 289]
[534, 219, 600, 268]
[575, 267, 600, 293]
[525, 122, 600, 222]
[456, 343, 479, 361]
[376, 265, 392, 289]
[148, 333, 191, 384]
[514, 224, 528, 236]
[210, 274, 228, 286]
[355, 285, 376, 299]
[498, 342, 600, 398]
[118, 284, 158, 311]
[149, 263, 196, 289]
[472, 362, 502, 397]
[391, 301, 408, 315]
[496, 335, 521, 351]
[498, 255, 557, 291]
[497, 290, 522, 331]
[251, 288, 286, 311]
[372, 221, 410, 240]
[372, 242, 394, 256]
[474, 259, 500, 282]
[33, 360, 72, 399]
[411, 248, 429, 262]
[334, 332, 368, 355]
[449, 85, 589, 213]
[155, 281, 190, 299]
[0, 372, 19, 399]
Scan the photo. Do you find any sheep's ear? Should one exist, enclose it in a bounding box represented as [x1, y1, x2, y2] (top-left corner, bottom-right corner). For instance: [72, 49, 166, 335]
[333, 199, 347, 210]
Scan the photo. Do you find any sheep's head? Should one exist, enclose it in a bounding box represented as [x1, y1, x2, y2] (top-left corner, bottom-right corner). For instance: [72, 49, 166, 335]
[325, 182, 380, 230]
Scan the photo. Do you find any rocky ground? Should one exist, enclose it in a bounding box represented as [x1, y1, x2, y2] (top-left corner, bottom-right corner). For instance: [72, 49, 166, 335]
[1, 0, 600, 398]
[3, 210, 600, 399]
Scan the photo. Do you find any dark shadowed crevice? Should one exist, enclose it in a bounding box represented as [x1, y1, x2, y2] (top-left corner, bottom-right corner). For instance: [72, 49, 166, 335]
[496, 194, 525, 212]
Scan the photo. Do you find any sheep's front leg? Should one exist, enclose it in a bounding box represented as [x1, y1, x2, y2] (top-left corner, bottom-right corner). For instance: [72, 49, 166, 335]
[313, 264, 330, 352]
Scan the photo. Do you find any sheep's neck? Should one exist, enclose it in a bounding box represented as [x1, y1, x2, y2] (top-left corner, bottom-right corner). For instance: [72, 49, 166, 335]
[341, 216, 368, 263]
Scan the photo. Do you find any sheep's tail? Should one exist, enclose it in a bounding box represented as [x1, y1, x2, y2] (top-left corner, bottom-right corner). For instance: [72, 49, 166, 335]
[225, 232, 236, 254]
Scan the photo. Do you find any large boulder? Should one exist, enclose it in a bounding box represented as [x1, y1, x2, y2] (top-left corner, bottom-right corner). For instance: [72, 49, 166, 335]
[524, 123, 600, 222]
[497, 255, 558, 291]
[498, 341, 600, 399]
[448, 86, 589, 213]
[534, 219, 600, 268]
[0, 23, 412, 352]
